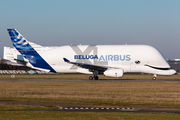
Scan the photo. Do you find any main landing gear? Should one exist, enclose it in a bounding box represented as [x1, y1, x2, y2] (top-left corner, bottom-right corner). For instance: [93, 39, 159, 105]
[89, 75, 99, 80]
[89, 70, 99, 80]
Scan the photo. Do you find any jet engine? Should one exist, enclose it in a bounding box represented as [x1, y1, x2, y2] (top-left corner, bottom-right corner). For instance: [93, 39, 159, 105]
[104, 69, 123, 77]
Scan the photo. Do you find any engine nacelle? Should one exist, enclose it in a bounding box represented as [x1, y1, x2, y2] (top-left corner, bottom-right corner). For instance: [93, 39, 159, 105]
[104, 69, 123, 77]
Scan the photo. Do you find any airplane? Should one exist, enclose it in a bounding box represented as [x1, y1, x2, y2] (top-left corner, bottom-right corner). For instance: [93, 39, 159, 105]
[7, 29, 176, 80]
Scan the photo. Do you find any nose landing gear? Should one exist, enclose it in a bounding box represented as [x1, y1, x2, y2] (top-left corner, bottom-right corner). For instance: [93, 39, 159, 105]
[153, 74, 157, 80]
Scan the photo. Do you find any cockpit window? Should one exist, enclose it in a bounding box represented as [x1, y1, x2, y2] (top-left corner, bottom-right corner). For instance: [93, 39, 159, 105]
[135, 60, 140, 64]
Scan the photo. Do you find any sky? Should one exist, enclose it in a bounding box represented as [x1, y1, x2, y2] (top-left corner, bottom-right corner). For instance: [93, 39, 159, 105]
[0, 0, 180, 59]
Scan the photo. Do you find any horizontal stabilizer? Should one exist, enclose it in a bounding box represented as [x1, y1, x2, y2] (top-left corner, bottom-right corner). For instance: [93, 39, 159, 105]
[63, 58, 70, 62]
[31, 67, 51, 72]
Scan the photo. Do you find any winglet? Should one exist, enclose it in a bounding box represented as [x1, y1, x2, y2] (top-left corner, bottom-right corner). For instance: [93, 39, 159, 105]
[63, 58, 70, 62]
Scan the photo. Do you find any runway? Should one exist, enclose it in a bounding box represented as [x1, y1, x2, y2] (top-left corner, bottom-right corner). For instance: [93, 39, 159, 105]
[0, 79, 180, 82]
[47, 106, 180, 114]
[2, 107, 180, 114]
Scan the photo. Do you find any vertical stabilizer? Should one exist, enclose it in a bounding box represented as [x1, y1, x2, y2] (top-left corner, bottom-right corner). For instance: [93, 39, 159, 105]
[7, 29, 56, 72]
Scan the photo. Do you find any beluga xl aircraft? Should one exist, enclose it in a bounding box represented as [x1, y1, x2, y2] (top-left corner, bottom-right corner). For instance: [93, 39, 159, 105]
[7, 29, 176, 80]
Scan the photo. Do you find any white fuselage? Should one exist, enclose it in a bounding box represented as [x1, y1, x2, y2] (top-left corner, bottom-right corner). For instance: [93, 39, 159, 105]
[37, 45, 175, 75]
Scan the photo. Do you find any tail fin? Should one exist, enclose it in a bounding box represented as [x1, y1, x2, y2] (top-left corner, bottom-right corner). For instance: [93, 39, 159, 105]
[7, 29, 56, 72]
[7, 29, 37, 55]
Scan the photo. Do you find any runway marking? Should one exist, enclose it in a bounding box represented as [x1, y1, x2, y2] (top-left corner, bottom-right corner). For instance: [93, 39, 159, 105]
[58, 106, 134, 110]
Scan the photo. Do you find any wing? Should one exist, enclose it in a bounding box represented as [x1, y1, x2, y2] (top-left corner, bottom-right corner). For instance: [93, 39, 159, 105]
[63, 58, 108, 71]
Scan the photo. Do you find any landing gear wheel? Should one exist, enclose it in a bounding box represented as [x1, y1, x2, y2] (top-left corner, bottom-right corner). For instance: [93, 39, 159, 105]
[89, 76, 93, 80]
[153, 74, 157, 80]
[94, 76, 99, 80]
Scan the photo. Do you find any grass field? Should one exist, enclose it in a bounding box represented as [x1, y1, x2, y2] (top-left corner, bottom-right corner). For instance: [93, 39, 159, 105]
[0, 112, 180, 120]
[0, 80, 180, 107]
[0, 74, 180, 119]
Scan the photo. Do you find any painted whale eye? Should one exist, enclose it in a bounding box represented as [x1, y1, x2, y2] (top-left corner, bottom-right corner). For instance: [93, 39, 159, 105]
[135, 60, 140, 64]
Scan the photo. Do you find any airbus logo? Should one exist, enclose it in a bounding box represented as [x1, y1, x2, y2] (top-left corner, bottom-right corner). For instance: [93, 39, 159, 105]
[70, 46, 131, 70]
[98, 55, 131, 61]
[74, 54, 131, 61]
